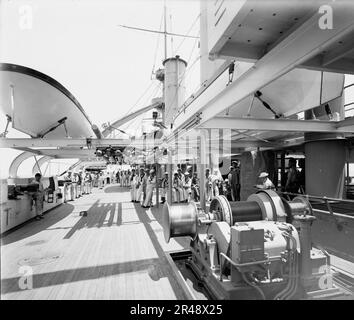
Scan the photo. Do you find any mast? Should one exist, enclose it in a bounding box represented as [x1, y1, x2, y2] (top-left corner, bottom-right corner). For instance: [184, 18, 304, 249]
[164, 0, 167, 60]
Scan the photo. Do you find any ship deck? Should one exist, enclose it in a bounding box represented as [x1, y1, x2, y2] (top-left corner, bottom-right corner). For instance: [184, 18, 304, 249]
[0, 185, 190, 300]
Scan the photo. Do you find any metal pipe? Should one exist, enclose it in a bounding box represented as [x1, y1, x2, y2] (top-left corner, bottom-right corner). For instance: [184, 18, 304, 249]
[284, 250, 299, 300]
[241, 272, 266, 300]
[282, 234, 299, 300]
[219, 252, 269, 268]
[274, 233, 295, 300]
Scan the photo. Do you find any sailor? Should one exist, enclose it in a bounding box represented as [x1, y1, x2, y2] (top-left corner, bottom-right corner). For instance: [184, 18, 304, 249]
[160, 172, 168, 204]
[84, 171, 92, 194]
[234, 161, 241, 200]
[228, 163, 241, 201]
[211, 169, 223, 198]
[298, 158, 305, 194]
[172, 172, 182, 203]
[72, 173, 78, 197]
[123, 170, 128, 187]
[183, 172, 192, 202]
[177, 168, 188, 201]
[89, 171, 93, 193]
[142, 169, 156, 208]
[256, 172, 275, 190]
[191, 172, 200, 201]
[76, 171, 83, 196]
[223, 178, 232, 201]
[130, 169, 138, 202]
[116, 170, 120, 184]
[205, 168, 212, 201]
[31, 173, 45, 220]
[127, 170, 132, 187]
[83, 172, 87, 194]
[136, 168, 145, 203]
[98, 171, 105, 189]
[285, 157, 300, 195]
[141, 169, 149, 204]
[63, 170, 74, 201]
[110, 170, 114, 185]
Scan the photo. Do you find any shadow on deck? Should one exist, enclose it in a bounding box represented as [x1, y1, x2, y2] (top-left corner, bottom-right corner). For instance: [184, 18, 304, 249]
[1, 258, 164, 295]
[63, 200, 123, 239]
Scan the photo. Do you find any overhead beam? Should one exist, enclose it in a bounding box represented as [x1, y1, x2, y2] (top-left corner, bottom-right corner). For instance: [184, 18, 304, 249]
[218, 42, 264, 62]
[173, 6, 354, 131]
[198, 117, 354, 133]
[300, 56, 354, 74]
[32, 155, 52, 176]
[0, 138, 135, 148]
[336, 116, 354, 128]
[12, 147, 43, 155]
[322, 33, 354, 66]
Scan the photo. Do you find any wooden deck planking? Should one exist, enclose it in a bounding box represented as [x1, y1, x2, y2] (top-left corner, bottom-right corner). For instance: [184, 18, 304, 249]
[1, 185, 189, 300]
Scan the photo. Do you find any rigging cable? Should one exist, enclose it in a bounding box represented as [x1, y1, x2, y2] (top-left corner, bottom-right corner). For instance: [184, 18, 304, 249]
[121, 80, 156, 118]
[151, 12, 164, 79]
[122, 81, 162, 137]
[168, 31, 201, 116]
[173, 13, 200, 56]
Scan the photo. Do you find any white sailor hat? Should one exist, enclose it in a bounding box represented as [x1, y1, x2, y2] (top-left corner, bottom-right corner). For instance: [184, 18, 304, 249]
[259, 172, 269, 178]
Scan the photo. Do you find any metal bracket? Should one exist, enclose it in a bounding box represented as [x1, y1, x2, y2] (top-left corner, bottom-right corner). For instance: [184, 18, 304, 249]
[37, 117, 69, 138]
[0, 114, 12, 138]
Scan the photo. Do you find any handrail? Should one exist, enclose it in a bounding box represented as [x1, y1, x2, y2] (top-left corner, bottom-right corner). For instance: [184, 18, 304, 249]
[278, 191, 354, 204]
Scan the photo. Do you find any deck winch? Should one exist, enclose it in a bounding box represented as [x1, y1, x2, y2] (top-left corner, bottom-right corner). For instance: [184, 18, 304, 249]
[162, 190, 338, 300]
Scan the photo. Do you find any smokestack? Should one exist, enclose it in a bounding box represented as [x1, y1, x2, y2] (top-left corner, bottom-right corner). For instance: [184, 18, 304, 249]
[163, 55, 187, 128]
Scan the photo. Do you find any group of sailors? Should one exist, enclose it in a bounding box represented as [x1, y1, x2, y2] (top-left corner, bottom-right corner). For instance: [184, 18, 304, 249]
[95, 169, 134, 189]
[161, 168, 200, 204]
[127, 162, 242, 206]
[41, 157, 304, 219]
[204, 161, 241, 202]
[116, 170, 133, 187]
[62, 170, 94, 199]
[130, 168, 157, 208]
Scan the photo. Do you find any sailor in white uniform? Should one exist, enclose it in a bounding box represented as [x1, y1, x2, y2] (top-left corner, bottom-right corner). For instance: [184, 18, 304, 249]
[142, 169, 156, 208]
[183, 172, 192, 202]
[172, 172, 185, 203]
[63, 170, 74, 201]
[136, 168, 145, 203]
[161, 172, 168, 204]
[256, 172, 275, 190]
[130, 169, 138, 202]
[31, 173, 45, 220]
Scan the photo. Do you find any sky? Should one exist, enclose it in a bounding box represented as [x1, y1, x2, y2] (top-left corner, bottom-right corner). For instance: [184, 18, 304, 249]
[0, 0, 201, 177]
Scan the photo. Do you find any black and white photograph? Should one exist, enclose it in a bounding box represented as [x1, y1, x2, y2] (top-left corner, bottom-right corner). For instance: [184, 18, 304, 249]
[0, 0, 354, 306]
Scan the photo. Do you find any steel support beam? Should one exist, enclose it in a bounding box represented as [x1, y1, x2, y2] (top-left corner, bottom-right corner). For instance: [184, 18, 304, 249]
[198, 117, 354, 133]
[336, 116, 354, 129]
[32, 156, 52, 176]
[0, 138, 140, 148]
